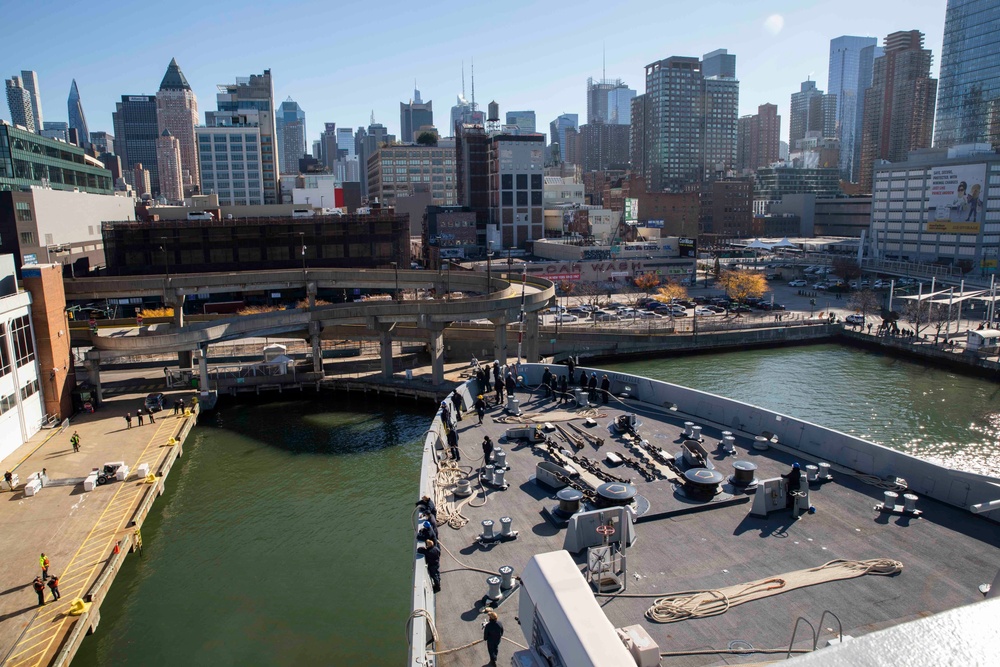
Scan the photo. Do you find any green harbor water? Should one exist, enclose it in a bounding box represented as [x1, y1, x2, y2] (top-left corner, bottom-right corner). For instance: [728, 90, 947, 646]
[71, 344, 1000, 666]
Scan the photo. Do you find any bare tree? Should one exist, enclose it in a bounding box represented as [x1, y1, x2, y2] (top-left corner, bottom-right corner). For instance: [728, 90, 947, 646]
[832, 257, 862, 282]
[847, 290, 882, 320]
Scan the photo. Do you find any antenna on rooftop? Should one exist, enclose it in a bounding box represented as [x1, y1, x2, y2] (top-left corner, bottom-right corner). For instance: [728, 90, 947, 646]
[471, 57, 476, 109]
[462, 61, 466, 100]
[603, 42, 606, 81]
[370, 110, 375, 125]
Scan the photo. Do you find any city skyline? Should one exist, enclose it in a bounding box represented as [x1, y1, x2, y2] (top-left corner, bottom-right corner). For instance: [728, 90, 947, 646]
[0, 1, 947, 149]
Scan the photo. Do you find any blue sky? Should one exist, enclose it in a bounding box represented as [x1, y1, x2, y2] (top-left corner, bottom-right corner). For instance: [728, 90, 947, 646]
[2, 0, 947, 145]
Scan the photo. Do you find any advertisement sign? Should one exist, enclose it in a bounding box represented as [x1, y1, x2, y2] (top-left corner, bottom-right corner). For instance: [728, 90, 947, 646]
[678, 238, 697, 258]
[625, 198, 639, 223]
[926, 163, 986, 234]
[645, 219, 664, 229]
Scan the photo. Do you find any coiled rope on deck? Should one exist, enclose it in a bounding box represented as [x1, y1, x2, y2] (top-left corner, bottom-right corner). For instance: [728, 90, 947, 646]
[645, 558, 903, 623]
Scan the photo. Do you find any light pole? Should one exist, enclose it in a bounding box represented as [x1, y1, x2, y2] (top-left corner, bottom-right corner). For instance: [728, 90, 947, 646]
[159, 236, 170, 279]
[486, 246, 494, 295]
[299, 232, 306, 271]
[391, 262, 400, 301]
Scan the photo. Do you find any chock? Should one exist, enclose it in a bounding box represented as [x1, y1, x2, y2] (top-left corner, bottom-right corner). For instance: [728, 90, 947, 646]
[144, 473, 157, 484]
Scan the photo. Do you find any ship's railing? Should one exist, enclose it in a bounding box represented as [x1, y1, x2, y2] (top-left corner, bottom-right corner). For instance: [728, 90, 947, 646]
[515, 363, 1000, 517]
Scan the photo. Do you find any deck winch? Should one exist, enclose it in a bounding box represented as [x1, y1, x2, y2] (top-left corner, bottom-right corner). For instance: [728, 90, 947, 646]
[594, 481, 638, 509]
[729, 460, 759, 489]
[682, 468, 726, 500]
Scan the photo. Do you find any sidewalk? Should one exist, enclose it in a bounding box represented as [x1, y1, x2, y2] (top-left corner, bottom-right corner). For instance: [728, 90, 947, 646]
[0, 385, 196, 667]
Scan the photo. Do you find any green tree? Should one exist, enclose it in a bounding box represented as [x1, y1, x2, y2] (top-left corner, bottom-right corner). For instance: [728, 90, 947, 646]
[416, 132, 437, 146]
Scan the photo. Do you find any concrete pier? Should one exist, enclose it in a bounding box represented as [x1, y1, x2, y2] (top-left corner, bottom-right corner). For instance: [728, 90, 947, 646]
[0, 384, 199, 667]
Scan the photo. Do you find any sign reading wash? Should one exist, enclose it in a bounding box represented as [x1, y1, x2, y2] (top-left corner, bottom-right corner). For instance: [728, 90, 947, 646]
[927, 163, 986, 234]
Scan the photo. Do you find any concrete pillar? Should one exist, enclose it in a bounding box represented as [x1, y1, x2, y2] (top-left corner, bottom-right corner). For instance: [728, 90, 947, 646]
[379, 326, 394, 380]
[309, 320, 323, 373]
[491, 315, 508, 365]
[306, 281, 317, 308]
[85, 350, 103, 405]
[525, 311, 540, 363]
[171, 294, 190, 369]
[198, 345, 210, 392]
[429, 324, 445, 386]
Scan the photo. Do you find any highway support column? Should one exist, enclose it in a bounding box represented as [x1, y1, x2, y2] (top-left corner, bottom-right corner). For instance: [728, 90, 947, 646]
[429, 323, 445, 385]
[84, 350, 103, 404]
[525, 311, 540, 363]
[309, 321, 323, 373]
[197, 344, 210, 392]
[491, 315, 508, 365]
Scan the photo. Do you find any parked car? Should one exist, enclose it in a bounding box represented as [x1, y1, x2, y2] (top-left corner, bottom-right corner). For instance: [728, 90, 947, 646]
[789, 279, 807, 287]
[694, 307, 717, 316]
[812, 283, 828, 290]
[552, 313, 578, 323]
[592, 310, 620, 321]
[144, 393, 166, 413]
[567, 307, 588, 316]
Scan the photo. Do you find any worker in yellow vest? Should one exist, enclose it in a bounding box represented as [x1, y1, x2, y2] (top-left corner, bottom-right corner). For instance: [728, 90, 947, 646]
[40, 553, 51, 580]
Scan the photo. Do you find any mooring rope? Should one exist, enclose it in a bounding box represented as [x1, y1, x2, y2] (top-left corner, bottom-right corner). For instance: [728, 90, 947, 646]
[645, 558, 903, 623]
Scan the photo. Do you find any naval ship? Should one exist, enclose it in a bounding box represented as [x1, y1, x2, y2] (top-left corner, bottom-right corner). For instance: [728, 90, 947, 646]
[407, 363, 1000, 666]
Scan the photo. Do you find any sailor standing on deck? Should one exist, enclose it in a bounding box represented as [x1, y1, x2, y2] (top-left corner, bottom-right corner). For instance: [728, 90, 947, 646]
[541, 367, 552, 398]
[782, 462, 802, 509]
[447, 427, 461, 461]
[483, 610, 504, 666]
[481, 436, 494, 468]
[417, 539, 442, 593]
[475, 395, 487, 425]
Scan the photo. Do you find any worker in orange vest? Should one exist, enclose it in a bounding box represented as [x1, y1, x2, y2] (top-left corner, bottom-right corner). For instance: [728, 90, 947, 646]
[32, 577, 46, 606]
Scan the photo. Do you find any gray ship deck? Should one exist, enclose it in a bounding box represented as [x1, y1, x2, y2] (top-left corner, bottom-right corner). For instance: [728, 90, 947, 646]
[426, 384, 1000, 667]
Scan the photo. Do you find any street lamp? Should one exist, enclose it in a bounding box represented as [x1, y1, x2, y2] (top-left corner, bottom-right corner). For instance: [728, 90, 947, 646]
[390, 261, 400, 301]
[159, 236, 170, 279]
[299, 232, 306, 271]
[486, 245, 494, 295]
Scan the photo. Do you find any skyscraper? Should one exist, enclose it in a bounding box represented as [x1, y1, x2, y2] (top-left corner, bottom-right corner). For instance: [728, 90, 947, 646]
[859, 30, 937, 192]
[934, 0, 1000, 149]
[737, 103, 781, 171]
[113, 95, 159, 193]
[156, 129, 184, 202]
[40, 122, 68, 142]
[505, 111, 536, 134]
[5, 76, 35, 131]
[701, 49, 740, 180]
[586, 78, 636, 125]
[89, 131, 114, 155]
[789, 80, 836, 146]
[400, 88, 433, 143]
[549, 114, 579, 163]
[20, 71, 42, 132]
[208, 70, 279, 204]
[631, 50, 740, 192]
[67, 79, 89, 147]
[156, 58, 199, 189]
[276, 97, 306, 174]
[828, 36, 881, 182]
[319, 123, 338, 170]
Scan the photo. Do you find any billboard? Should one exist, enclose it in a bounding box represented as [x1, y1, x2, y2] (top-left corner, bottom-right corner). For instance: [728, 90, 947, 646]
[625, 198, 639, 223]
[926, 163, 986, 234]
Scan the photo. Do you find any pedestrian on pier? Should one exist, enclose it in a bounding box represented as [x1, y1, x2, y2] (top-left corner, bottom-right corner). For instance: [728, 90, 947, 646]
[418, 539, 442, 593]
[125, 412, 132, 429]
[32, 577, 45, 606]
[40, 553, 50, 580]
[70, 431, 80, 453]
[137, 409, 144, 426]
[475, 395, 487, 425]
[47, 575, 61, 601]
[178, 398, 185, 414]
[4, 470, 14, 491]
[483, 610, 504, 666]
[148, 408, 155, 424]
[172, 400, 179, 415]
[451, 392, 463, 422]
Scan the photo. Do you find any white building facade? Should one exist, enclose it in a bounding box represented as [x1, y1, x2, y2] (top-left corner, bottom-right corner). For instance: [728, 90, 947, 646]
[0, 254, 43, 460]
[870, 144, 1000, 273]
[196, 126, 265, 206]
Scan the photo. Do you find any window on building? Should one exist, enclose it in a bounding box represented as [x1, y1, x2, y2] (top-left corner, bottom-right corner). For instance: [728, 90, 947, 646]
[0, 324, 10, 377]
[502, 174, 513, 190]
[19, 231, 34, 245]
[20, 378, 39, 401]
[516, 174, 527, 189]
[15, 202, 32, 222]
[502, 191, 513, 206]
[531, 174, 542, 189]
[10, 315, 34, 366]
[516, 191, 528, 206]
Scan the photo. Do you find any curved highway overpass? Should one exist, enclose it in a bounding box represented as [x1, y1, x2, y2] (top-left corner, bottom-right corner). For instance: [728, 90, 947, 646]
[76, 269, 555, 392]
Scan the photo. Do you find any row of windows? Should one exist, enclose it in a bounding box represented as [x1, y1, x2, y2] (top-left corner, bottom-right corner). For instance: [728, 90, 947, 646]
[0, 324, 9, 376]
[20, 378, 39, 401]
[0, 392, 14, 415]
[10, 315, 35, 367]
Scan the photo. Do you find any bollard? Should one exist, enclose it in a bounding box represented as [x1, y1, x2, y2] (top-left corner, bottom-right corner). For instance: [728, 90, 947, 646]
[499, 565, 515, 590]
[493, 448, 507, 470]
[883, 491, 899, 509]
[903, 493, 918, 512]
[683, 422, 694, 437]
[500, 516, 513, 537]
[486, 575, 502, 601]
[481, 519, 495, 541]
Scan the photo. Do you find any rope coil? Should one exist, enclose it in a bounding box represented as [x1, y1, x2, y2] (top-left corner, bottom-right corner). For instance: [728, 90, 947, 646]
[645, 558, 903, 623]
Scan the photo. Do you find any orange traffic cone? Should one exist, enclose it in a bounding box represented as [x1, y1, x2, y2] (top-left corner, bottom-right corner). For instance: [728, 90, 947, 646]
[113, 542, 120, 555]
